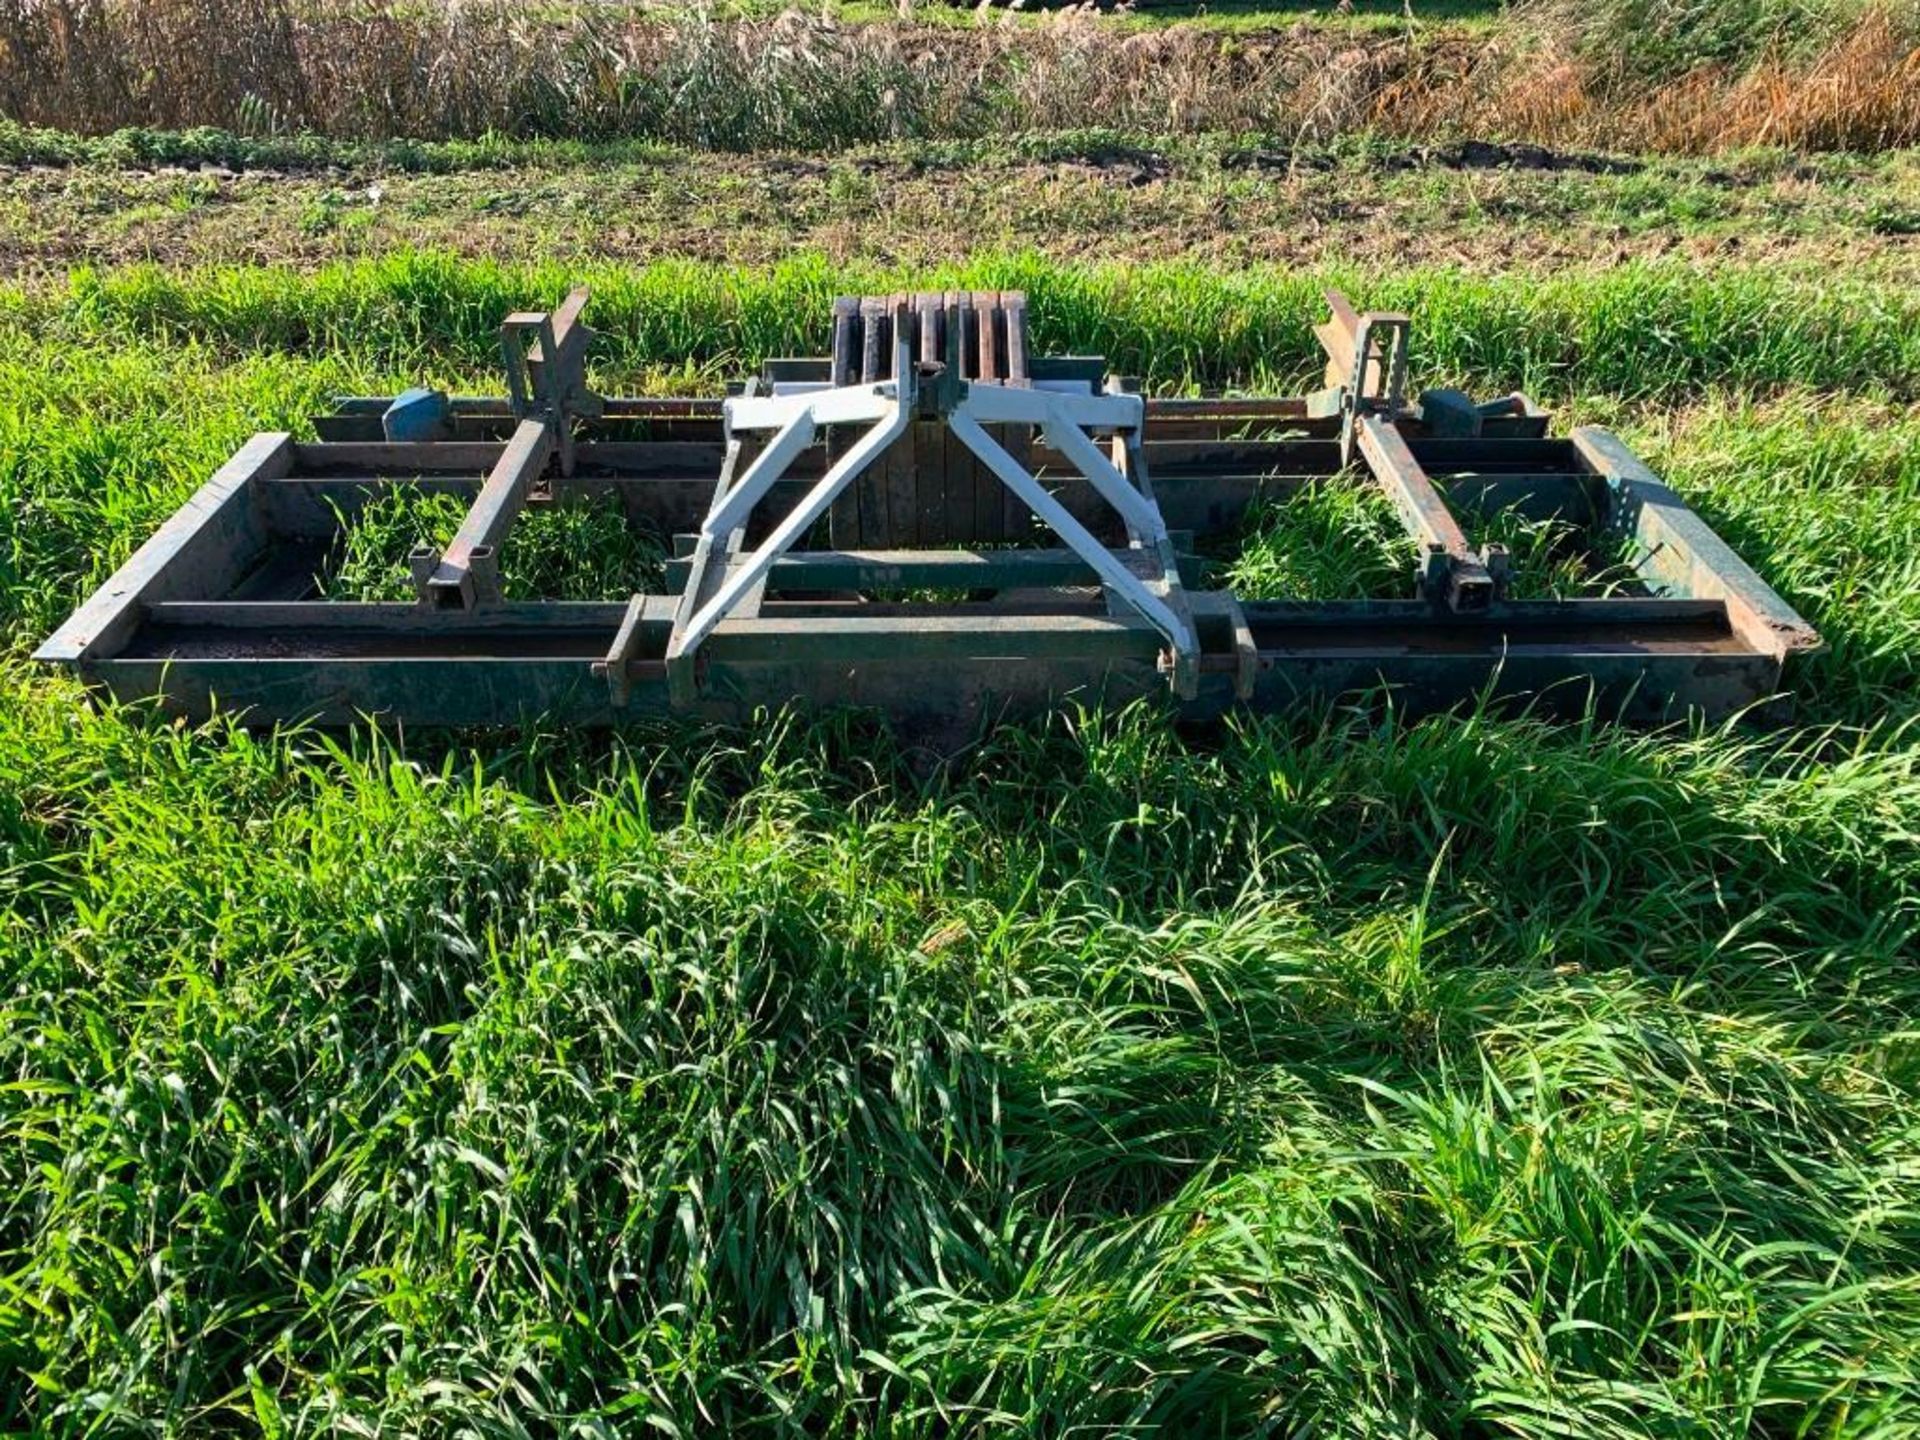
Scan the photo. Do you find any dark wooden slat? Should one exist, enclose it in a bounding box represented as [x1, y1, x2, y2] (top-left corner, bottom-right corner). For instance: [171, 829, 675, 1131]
[918, 293, 941, 367]
[828, 304, 863, 546]
[1002, 291, 1029, 387]
[946, 290, 967, 379]
[881, 293, 917, 545]
[914, 294, 947, 547]
[830, 296, 859, 389]
[859, 296, 885, 385]
[976, 290, 1001, 383]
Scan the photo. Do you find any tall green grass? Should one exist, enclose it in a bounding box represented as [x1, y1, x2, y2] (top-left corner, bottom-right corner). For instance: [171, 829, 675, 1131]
[3, 260, 1920, 1434]
[23, 251, 1920, 398]
[1231, 485, 1644, 603]
[1633, 393, 1920, 717]
[320, 488, 666, 601]
[3, 679, 1917, 1432]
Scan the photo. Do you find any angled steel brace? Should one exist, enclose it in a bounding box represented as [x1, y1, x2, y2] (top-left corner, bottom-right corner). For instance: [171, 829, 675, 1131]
[665, 339, 915, 693]
[663, 350, 1201, 701]
[947, 411, 1199, 696]
[943, 379, 1199, 694]
[677, 403, 910, 654]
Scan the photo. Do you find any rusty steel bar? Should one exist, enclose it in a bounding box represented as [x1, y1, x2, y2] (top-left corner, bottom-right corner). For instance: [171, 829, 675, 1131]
[1356, 414, 1499, 613]
[413, 418, 554, 610]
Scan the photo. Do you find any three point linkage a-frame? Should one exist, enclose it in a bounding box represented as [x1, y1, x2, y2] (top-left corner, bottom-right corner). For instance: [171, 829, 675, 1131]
[38, 288, 1819, 735]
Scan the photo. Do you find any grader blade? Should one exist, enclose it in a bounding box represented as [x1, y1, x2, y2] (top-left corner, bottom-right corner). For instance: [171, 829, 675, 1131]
[38, 288, 1820, 733]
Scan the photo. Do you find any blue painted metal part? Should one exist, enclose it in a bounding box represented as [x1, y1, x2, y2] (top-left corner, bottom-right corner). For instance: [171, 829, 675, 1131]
[1419, 388, 1534, 439]
[382, 387, 450, 443]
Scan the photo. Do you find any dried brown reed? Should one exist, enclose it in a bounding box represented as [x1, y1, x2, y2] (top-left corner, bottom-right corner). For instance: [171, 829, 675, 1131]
[0, 0, 1912, 152]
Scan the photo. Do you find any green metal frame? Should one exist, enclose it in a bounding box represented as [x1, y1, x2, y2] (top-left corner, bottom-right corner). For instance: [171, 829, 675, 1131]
[36, 289, 1821, 737]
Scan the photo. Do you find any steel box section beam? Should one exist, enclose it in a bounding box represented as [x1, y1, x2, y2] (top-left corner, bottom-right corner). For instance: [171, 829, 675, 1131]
[35, 432, 293, 665]
[704, 613, 1164, 664]
[142, 600, 633, 635]
[663, 547, 1206, 594]
[413, 418, 555, 610]
[83, 650, 1767, 730]
[1356, 414, 1500, 613]
[297, 440, 510, 473]
[262, 439, 1600, 544]
[324, 394, 1310, 426]
[260, 465, 1345, 543]
[82, 593, 1783, 729]
[1573, 426, 1821, 665]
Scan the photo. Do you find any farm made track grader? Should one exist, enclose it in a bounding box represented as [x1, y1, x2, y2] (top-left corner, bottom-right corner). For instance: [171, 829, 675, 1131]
[39, 288, 1819, 735]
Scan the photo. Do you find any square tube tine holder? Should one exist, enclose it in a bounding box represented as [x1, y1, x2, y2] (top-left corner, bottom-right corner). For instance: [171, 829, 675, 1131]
[1315, 287, 1509, 613]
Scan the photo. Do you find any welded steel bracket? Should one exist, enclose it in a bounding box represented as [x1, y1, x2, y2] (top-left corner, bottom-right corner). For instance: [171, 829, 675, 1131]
[944, 379, 1199, 696]
[662, 312, 1201, 705]
[1311, 290, 1410, 467]
[501, 287, 603, 477]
